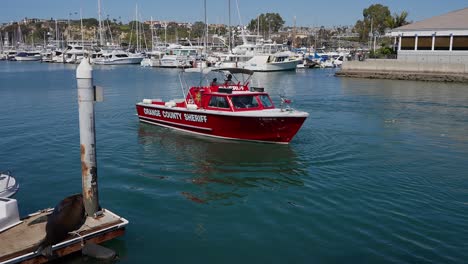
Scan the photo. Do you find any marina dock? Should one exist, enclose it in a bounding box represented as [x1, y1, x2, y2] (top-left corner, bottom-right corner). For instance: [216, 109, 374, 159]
[336, 59, 468, 82]
[0, 209, 127, 263]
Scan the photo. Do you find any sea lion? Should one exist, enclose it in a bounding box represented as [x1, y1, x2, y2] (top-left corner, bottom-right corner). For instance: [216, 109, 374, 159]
[36, 193, 87, 257]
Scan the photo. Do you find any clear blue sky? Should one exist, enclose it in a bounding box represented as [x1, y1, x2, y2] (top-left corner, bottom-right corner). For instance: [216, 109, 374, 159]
[1, 0, 467, 27]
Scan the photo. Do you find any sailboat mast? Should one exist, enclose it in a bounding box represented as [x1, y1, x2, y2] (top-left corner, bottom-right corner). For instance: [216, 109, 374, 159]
[150, 16, 154, 51]
[257, 14, 260, 37]
[204, 0, 207, 53]
[228, 0, 231, 53]
[55, 19, 59, 45]
[235, 0, 247, 45]
[80, 8, 84, 48]
[98, 0, 104, 46]
[135, 4, 139, 51]
[164, 22, 167, 48]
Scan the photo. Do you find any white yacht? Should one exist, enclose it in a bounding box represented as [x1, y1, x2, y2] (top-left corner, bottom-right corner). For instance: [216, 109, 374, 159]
[64, 44, 86, 64]
[332, 55, 345, 67]
[141, 51, 165, 67]
[214, 53, 252, 68]
[242, 51, 301, 72]
[160, 46, 199, 68]
[217, 34, 299, 71]
[14, 51, 42, 61]
[2, 49, 17, 61]
[93, 50, 144, 65]
[51, 50, 65, 63]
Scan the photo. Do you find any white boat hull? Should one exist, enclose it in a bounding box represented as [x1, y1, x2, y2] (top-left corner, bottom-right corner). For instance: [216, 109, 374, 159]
[0, 172, 19, 198]
[94, 57, 144, 65]
[160, 55, 192, 68]
[14, 55, 41, 61]
[243, 55, 301, 72]
[141, 58, 162, 67]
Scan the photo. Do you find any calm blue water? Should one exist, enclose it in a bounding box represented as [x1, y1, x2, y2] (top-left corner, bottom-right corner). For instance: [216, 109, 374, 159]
[1, 61, 468, 263]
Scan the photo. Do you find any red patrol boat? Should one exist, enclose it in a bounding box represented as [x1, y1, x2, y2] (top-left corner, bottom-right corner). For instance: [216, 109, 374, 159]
[135, 68, 309, 144]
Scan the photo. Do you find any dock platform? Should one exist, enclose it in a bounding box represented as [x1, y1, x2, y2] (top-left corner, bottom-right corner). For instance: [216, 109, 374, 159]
[0, 208, 128, 264]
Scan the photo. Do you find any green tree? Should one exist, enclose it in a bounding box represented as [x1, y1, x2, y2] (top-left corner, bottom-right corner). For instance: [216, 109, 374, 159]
[363, 4, 391, 33]
[247, 13, 285, 35]
[354, 4, 392, 41]
[81, 18, 98, 28]
[353, 19, 368, 42]
[191, 21, 206, 38]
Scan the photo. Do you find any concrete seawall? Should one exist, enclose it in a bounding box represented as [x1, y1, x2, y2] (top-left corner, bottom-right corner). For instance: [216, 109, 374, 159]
[336, 59, 468, 82]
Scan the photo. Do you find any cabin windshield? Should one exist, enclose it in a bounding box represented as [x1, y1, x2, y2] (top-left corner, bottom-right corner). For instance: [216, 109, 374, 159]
[230, 95, 259, 109]
[208, 96, 229, 108]
[258, 95, 273, 108]
[173, 49, 197, 56]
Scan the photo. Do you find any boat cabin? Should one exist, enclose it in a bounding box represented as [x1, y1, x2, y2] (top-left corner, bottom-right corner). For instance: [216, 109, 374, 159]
[102, 51, 130, 59]
[184, 84, 275, 112]
[146, 84, 274, 112]
[145, 68, 275, 112]
[187, 67, 274, 111]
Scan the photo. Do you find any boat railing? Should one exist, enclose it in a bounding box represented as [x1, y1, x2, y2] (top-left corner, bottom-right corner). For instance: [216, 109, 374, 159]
[0, 170, 14, 194]
[280, 95, 293, 112]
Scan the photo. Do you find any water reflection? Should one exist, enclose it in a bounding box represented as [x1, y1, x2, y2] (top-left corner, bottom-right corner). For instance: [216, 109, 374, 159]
[137, 124, 307, 204]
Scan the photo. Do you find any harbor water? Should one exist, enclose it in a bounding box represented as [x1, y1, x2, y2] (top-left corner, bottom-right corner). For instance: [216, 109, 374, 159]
[1, 61, 467, 263]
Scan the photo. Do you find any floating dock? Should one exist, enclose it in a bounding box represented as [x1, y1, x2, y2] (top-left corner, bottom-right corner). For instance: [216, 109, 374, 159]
[0, 208, 127, 264]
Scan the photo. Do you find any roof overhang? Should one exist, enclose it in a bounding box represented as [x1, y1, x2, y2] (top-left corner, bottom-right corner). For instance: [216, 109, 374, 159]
[387, 29, 468, 37]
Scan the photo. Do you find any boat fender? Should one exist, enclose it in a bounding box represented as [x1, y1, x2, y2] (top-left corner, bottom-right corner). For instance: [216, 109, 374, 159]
[165, 101, 176, 107]
[187, 104, 198, 110]
[142, 99, 152, 104]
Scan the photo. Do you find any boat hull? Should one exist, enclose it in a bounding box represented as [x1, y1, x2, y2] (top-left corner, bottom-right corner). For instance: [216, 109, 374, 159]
[94, 57, 144, 65]
[136, 103, 308, 144]
[0, 173, 19, 198]
[243, 56, 301, 72]
[141, 58, 162, 67]
[14, 55, 41, 61]
[159, 55, 192, 68]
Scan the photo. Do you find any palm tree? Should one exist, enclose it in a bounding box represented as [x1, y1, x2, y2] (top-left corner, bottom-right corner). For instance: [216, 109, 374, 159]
[386, 11, 409, 29]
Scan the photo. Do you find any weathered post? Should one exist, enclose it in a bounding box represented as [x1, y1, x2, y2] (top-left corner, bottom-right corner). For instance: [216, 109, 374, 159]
[76, 58, 100, 216]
